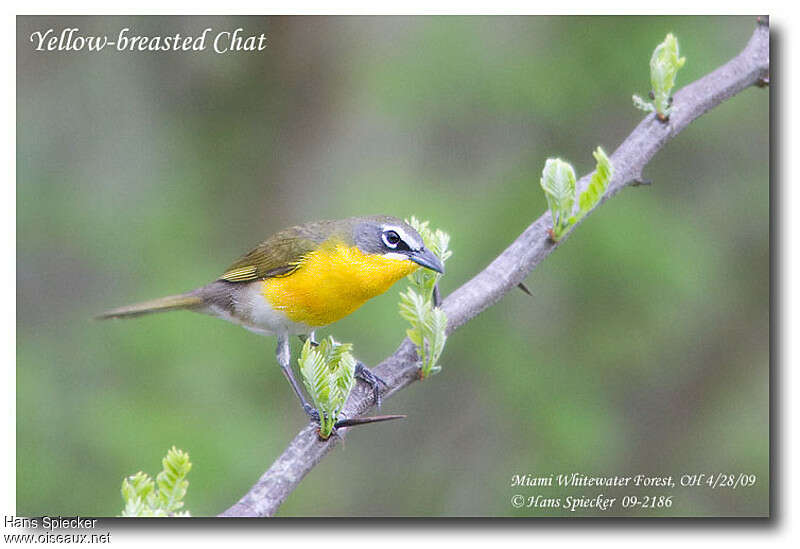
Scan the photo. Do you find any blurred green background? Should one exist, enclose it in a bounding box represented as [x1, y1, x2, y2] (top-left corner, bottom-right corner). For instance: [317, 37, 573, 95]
[17, 16, 768, 517]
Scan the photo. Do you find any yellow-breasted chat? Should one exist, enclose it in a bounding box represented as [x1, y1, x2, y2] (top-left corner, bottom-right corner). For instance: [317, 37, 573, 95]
[97, 215, 445, 417]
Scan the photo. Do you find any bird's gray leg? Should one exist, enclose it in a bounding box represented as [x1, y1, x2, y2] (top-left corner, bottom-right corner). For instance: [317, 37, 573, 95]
[276, 333, 318, 420]
[355, 361, 388, 410]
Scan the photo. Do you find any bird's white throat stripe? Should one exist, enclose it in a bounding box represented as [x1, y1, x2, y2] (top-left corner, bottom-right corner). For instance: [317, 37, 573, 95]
[382, 251, 410, 261]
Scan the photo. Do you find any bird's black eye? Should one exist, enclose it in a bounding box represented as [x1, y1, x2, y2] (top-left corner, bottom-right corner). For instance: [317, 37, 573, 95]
[382, 230, 401, 248]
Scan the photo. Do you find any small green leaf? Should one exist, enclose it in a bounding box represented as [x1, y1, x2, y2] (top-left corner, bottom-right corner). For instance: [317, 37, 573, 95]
[156, 446, 191, 513]
[572, 147, 614, 225]
[540, 158, 576, 239]
[406, 328, 423, 347]
[120, 448, 192, 517]
[538, 147, 613, 239]
[400, 218, 451, 378]
[298, 335, 359, 437]
[299, 340, 328, 409]
[405, 217, 450, 303]
[633, 33, 686, 118]
[121, 471, 154, 503]
[632, 94, 656, 113]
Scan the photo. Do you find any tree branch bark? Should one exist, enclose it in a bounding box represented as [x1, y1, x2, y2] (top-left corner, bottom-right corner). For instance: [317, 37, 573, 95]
[219, 20, 769, 517]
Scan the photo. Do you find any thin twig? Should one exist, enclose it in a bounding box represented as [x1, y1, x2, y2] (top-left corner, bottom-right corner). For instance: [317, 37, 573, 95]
[219, 21, 768, 517]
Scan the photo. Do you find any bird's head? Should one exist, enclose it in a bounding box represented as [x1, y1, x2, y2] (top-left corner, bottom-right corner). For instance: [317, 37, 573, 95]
[352, 216, 444, 274]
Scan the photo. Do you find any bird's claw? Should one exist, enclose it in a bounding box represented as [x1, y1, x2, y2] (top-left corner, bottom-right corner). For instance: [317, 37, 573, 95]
[303, 403, 320, 422]
[355, 362, 386, 409]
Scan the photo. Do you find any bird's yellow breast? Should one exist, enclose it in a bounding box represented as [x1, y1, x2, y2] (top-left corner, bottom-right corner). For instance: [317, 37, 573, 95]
[260, 242, 419, 327]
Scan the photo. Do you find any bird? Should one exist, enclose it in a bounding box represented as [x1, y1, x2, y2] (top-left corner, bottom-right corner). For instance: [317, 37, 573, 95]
[97, 215, 445, 419]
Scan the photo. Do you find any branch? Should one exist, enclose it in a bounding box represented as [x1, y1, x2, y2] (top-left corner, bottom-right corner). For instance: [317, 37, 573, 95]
[219, 21, 769, 517]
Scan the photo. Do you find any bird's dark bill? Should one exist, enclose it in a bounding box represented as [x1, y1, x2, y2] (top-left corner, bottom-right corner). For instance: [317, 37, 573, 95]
[409, 247, 444, 274]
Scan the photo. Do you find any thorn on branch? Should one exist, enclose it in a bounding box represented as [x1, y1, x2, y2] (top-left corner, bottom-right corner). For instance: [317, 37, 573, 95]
[314, 414, 408, 440]
[335, 415, 406, 429]
[517, 282, 533, 296]
[633, 178, 653, 187]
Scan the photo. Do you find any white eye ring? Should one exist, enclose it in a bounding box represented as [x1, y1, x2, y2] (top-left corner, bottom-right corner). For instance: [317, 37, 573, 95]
[382, 230, 401, 249]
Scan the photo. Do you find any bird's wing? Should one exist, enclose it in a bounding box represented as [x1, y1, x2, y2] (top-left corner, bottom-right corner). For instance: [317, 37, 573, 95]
[217, 231, 320, 282]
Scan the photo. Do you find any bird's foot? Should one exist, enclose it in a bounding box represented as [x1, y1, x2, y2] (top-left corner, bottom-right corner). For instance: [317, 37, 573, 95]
[303, 403, 320, 422]
[355, 362, 388, 409]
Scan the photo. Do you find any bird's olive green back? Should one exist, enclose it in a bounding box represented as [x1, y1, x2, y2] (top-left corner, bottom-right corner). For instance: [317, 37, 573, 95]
[217, 218, 360, 282]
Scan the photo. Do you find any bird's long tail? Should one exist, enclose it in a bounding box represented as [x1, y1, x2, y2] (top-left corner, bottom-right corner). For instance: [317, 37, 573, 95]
[96, 293, 204, 320]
